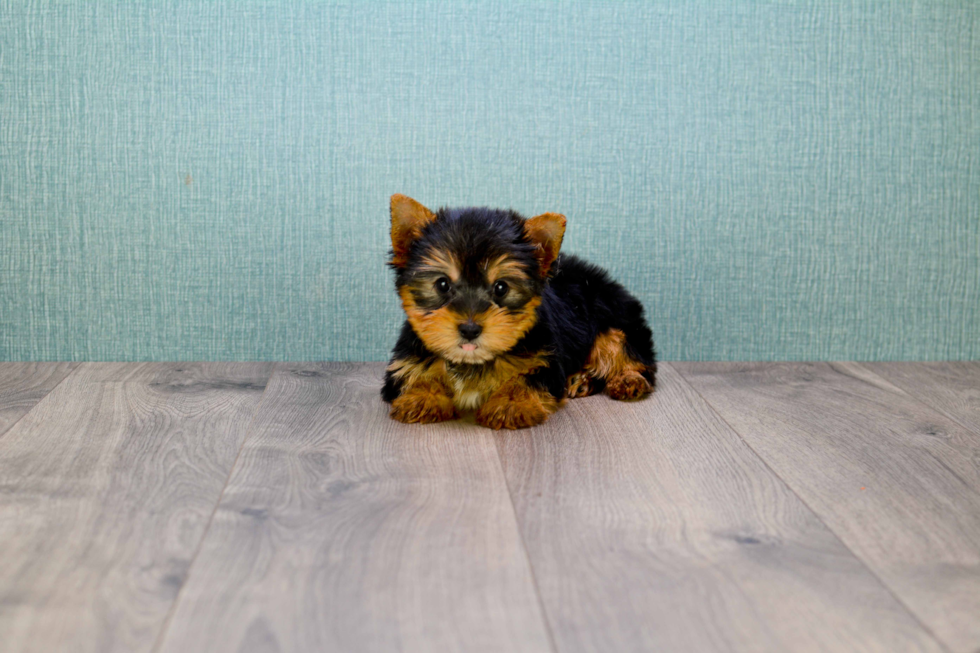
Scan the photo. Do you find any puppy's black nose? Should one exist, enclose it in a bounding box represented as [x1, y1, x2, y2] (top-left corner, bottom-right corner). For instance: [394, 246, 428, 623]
[458, 320, 482, 341]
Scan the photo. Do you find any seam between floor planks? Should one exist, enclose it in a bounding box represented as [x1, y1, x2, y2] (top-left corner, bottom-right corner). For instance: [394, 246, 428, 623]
[857, 363, 980, 440]
[494, 362, 945, 653]
[149, 363, 279, 653]
[0, 362, 277, 653]
[673, 361, 980, 653]
[669, 363, 954, 653]
[0, 363, 80, 442]
[3, 362, 973, 652]
[155, 363, 554, 653]
[491, 435, 561, 653]
[849, 363, 979, 439]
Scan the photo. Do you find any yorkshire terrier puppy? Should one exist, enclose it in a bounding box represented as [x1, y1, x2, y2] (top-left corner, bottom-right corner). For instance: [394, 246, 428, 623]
[381, 194, 656, 430]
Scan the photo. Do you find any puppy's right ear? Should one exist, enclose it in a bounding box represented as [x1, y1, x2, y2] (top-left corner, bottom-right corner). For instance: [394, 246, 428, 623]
[390, 194, 438, 268]
[524, 212, 566, 277]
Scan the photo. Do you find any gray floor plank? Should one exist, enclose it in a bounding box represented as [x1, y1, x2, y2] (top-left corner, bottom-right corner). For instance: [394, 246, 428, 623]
[0, 362, 78, 437]
[157, 363, 553, 653]
[861, 362, 980, 436]
[495, 363, 942, 653]
[0, 362, 274, 653]
[675, 361, 980, 653]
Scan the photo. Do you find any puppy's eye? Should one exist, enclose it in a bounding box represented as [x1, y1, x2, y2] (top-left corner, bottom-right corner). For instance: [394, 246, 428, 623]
[492, 280, 509, 299]
[435, 277, 451, 294]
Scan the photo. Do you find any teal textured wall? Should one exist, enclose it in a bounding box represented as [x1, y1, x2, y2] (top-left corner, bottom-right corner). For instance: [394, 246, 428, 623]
[1, 1, 978, 361]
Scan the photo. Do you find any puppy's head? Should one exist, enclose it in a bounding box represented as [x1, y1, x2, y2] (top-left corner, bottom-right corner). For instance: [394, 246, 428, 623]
[389, 194, 565, 364]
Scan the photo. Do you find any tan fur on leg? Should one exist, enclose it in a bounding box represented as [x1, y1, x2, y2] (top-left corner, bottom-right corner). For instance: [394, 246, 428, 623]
[605, 371, 651, 400]
[390, 379, 458, 424]
[387, 357, 458, 424]
[476, 376, 559, 430]
[566, 370, 597, 398]
[582, 328, 654, 401]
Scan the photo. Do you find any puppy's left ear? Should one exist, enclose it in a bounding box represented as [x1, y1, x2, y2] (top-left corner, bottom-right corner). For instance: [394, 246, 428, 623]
[390, 194, 438, 268]
[524, 212, 566, 277]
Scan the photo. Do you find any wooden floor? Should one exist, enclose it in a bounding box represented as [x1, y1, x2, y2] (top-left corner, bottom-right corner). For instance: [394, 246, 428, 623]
[1, 362, 978, 653]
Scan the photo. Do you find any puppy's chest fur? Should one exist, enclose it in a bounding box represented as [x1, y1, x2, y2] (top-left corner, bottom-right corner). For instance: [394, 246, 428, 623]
[446, 353, 548, 410]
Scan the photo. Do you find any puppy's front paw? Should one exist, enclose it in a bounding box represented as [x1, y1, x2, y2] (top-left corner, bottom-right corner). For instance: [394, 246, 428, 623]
[566, 371, 597, 398]
[605, 371, 653, 401]
[476, 381, 557, 430]
[390, 388, 458, 424]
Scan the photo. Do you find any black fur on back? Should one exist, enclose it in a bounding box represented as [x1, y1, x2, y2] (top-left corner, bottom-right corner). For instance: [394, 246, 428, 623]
[511, 253, 657, 399]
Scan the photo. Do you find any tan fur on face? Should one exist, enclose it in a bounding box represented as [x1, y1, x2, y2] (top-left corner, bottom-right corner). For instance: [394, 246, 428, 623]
[398, 287, 466, 360]
[400, 286, 541, 365]
[418, 249, 461, 282]
[484, 254, 531, 284]
[472, 297, 541, 357]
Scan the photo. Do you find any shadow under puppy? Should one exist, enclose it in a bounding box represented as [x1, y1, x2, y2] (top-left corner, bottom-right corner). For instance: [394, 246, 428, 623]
[382, 194, 656, 430]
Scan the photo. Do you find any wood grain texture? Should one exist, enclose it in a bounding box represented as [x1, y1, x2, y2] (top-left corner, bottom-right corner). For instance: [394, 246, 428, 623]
[0, 362, 273, 653]
[675, 361, 980, 653]
[495, 363, 942, 653]
[861, 362, 980, 436]
[0, 362, 78, 437]
[157, 363, 553, 653]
